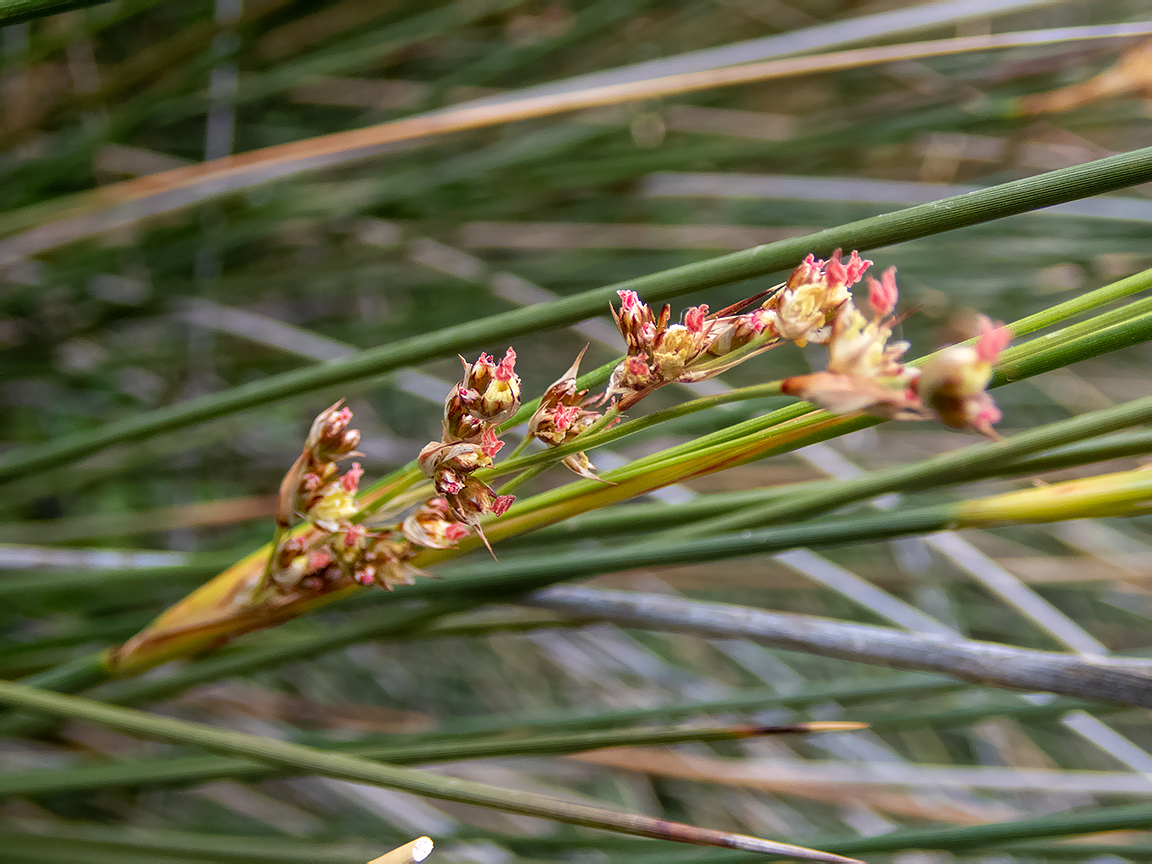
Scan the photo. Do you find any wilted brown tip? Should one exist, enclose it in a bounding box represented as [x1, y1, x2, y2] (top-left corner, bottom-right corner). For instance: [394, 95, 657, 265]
[749, 720, 869, 735]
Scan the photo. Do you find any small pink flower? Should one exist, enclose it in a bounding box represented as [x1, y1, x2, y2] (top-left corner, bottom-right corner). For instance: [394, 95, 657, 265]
[309, 551, 333, 569]
[867, 267, 898, 318]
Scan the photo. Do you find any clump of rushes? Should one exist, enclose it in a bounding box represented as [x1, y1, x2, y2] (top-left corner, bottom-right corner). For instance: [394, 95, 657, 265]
[262, 251, 1008, 597]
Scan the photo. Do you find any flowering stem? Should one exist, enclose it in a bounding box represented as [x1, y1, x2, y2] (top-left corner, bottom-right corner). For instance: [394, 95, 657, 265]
[502, 432, 537, 463]
[672, 392, 1152, 538]
[496, 464, 550, 496]
[5, 150, 1152, 485]
[490, 381, 785, 478]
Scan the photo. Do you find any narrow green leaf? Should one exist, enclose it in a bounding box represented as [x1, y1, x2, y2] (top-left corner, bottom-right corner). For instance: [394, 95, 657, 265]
[3, 148, 1152, 483]
[0, 680, 862, 864]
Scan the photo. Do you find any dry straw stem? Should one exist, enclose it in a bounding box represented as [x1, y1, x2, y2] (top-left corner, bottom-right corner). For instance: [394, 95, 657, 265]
[2, 20, 1150, 260]
[0, 680, 863, 864]
[526, 585, 1152, 707]
[366, 837, 433, 864]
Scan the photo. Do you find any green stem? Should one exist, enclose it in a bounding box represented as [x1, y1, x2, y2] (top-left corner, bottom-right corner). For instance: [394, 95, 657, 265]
[0, 717, 850, 797]
[490, 381, 784, 477]
[5, 148, 1152, 483]
[0, 0, 110, 25]
[0, 680, 858, 863]
[496, 463, 550, 495]
[510, 426, 1152, 546]
[674, 392, 1152, 538]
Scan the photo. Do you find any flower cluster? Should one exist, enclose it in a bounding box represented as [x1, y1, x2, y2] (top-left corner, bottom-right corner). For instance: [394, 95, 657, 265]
[413, 349, 521, 551]
[277, 401, 363, 532]
[270, 404, 423, 591]
[261, 250, 1011, 598]
[604, 292, 778, 407]
[764, 249, 872, 345]
[264, 350, 526, 596]
[780, 260, 1010, 439]
[527, 347, 605, 480]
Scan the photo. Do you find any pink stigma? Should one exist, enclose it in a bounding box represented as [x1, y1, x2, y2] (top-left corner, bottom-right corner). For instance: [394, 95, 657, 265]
[554, 404, 580, 431]
[495, 347, 517, 381]
[684, 305, 709, 332]
[344, 524, 366, 547]
[340, 462, 363, 493]
[445, 523, 471, 541]
[617, 289, 642, 310]
[746, 309, 771, 331]
[439, 474, 464, 494]
[973, 401, 1002, 426]
[624, 355, 650, 375]
[824, 250, 847, 287]
[976, 319, 1011, 363]
[491, 494, 516, 516]
[867, 267, 898, 318]
[843, 250, 872, 286]
[309, 551, 333, 569]
[480, 429, 505, 457]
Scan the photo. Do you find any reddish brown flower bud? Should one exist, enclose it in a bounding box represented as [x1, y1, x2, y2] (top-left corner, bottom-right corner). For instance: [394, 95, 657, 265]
[401, 498, 474, 549]
[417, 440, 494, 478]
[612, 290, 658, 353]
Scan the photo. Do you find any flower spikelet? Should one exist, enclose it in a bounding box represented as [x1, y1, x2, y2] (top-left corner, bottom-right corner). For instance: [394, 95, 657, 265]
[444, 349, 521, 441]
[528, 347, 607, 480]
[918, 316, 1011, 439]
[764, 249, 872, 345]
[278, 401, 363, 531]
[781, 267, 926, 421]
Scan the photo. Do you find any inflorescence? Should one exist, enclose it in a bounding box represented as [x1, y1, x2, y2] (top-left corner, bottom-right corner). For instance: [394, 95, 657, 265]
[263, 251, 1010, 596]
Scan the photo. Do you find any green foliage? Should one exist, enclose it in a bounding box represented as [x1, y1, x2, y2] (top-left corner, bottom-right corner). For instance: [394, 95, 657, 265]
[2, 1, 1152, 862]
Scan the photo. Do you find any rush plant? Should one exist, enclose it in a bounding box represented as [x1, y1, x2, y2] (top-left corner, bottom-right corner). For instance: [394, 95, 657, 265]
[3, 3, 1152, 863]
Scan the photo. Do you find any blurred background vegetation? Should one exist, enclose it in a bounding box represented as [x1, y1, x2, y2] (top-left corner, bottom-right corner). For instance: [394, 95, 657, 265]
[1, 0, 1152, 861]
